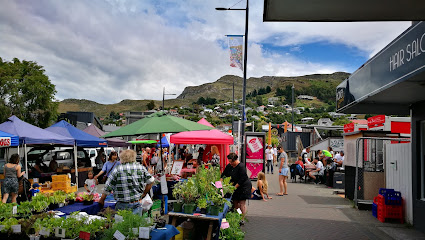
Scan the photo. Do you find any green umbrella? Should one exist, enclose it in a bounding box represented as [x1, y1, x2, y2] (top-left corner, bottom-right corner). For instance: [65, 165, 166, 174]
[322, 150, 333, 157]
[103, 112, 214, 138]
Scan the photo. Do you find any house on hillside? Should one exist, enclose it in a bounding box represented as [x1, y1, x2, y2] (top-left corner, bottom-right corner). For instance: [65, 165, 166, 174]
[329, 112, 346, 118]
[301, 117, 315, 123]
[268, 97, 279, 105]
[347, 114, 357, 120]
[257, 106, 265, 112]
[297, 95, 314, 100]
[318, 118, 334, 126]
[169, 109, 178, 116]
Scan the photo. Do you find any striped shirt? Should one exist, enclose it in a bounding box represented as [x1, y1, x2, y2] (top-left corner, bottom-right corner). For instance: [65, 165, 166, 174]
[103, 162, 154, 202]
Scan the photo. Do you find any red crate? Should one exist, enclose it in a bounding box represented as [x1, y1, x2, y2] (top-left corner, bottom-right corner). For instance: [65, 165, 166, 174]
[376, 198, 403, 224]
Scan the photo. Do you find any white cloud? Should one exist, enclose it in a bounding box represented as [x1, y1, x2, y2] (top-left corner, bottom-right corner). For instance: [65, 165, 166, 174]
[0, 0, 411, 104]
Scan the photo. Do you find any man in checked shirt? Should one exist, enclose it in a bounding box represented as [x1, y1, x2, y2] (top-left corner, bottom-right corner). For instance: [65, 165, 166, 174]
[98, 149, 154, 214]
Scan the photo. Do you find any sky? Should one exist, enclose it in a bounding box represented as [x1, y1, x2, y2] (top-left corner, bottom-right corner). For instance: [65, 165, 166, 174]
[0, 0, 411, 104]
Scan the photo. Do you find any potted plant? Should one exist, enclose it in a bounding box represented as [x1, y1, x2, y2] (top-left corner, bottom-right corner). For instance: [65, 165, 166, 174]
[53, 191, 67, 208]
[209, 192, 231, 216]
[83, 193, 94, 205]
[67, 193, 76, 205]
[181, 178, 199, 214]
[17, 201, 32, 218]
[197, 198, 208, 214]
[171, 181, 184, 212]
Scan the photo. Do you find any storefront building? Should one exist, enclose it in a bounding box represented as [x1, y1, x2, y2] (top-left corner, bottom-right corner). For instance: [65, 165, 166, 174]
[336, 22, 425, 232]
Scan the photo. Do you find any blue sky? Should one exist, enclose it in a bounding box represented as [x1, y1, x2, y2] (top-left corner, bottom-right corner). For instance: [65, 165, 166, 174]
[0, 0, 411, 103]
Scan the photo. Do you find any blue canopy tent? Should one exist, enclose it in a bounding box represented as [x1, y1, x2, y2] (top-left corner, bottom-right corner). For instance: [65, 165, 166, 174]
[46, 120, 107, 147]
[46, 120, 108, 182]
[157, 135, 169, 148]
[0, 116, 75, 178]
[0, 130, 19, 147]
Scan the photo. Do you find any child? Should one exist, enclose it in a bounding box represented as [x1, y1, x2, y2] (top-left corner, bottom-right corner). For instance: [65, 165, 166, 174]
[251, 172, 272, 201]
[29, 183, 40, 197]
[84, 171, 98, 193]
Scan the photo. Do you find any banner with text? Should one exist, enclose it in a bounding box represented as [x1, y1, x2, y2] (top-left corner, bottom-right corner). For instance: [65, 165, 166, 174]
[227, 35, 243, 71]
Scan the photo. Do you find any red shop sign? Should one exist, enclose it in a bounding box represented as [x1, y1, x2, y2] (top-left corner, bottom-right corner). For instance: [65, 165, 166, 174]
[368, 115, 386, 128]
[344, 123, 355, 133]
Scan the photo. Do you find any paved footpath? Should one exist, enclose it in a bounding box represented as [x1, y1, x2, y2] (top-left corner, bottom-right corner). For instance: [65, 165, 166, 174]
[242, 172, 425, 240]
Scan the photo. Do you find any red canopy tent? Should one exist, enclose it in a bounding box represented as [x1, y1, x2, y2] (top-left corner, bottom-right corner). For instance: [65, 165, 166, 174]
[170, 118, 233, 171]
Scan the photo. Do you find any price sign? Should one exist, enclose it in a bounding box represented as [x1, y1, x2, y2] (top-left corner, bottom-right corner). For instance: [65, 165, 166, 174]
[11, 224, 21, 233]
[12, 206, 17, 215]
[115, 214, 124, 223]
[40, 227, 50, 236]
[113, 230, 126, 240]
[139, 227, 150, 239]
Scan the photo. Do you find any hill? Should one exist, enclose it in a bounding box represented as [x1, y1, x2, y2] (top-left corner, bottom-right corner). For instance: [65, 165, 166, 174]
[58, 72, 350, 117]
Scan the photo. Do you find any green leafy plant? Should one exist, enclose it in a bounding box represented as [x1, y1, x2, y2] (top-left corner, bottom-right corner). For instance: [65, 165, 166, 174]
[67, 193, 76, 201]
[52, 191, 67, 204]
[100, 210, 153, 240]
[0, 217, 19, 233]
[219, 212, 245, 240]
[17, 201, 33, 216]
[196, 197, 208, 209]
[83, 193, 94, 201]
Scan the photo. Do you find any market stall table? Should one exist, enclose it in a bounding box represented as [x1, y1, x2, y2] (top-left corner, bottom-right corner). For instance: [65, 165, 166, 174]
[168, 203, 229, 240]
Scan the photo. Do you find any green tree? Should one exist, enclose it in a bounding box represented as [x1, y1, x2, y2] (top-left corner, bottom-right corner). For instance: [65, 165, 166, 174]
[0, 57, 58, 128]
[256, 96, 263, 106]
[266, 86, 271, 93]
[146, 100, 155, 110]
[197, 97, 206, 105]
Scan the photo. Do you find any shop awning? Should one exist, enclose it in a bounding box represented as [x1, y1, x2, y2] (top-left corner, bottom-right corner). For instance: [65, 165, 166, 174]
[336, 22, 425, 114]
[263, 0, 425, 22]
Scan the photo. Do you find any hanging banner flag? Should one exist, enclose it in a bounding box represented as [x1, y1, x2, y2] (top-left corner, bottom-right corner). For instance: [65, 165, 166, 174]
[227, 35, 243, 70]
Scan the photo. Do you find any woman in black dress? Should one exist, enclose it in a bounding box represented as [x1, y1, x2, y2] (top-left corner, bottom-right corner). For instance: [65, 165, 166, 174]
[221, 153, 252, 223]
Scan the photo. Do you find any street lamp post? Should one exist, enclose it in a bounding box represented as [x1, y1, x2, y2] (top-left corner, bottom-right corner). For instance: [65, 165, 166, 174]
[216, 0, 249, 163]
[162, 87, 176, 112]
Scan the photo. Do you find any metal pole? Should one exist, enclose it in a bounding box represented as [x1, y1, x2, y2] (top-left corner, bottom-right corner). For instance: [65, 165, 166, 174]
[231, 81, 235, 136]
[291, 84, 294, 132]
[24, 142, 28, 178]
[162, 87, 165, 112]
[240, 0, 249, 164]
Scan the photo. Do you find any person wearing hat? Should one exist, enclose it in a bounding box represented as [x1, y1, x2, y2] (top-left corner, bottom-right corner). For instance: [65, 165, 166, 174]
[29, 183, 40, 197]
[265, 144, 274, 174]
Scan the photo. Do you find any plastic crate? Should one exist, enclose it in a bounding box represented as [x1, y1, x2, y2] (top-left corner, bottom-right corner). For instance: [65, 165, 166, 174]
[384, 191, 402, 206]
[52, 175, 70, 182]
[51, 181, 71, 190]
[379, 188, 394, 196]
[372, 203, 378, 218]
[377, 204, 403, 223]
[64, 185, 77, 193]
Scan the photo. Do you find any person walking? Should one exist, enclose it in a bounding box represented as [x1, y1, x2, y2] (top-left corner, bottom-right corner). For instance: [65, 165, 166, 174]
[98, 149, 154, 214]
[94, 151, 120, 184]
[265, 145, 274, 174]
[273, 144, 278, 167]
[221, 153, 252, 224]
[2, 154, 25, 203]
[277, 146, 289, 196]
